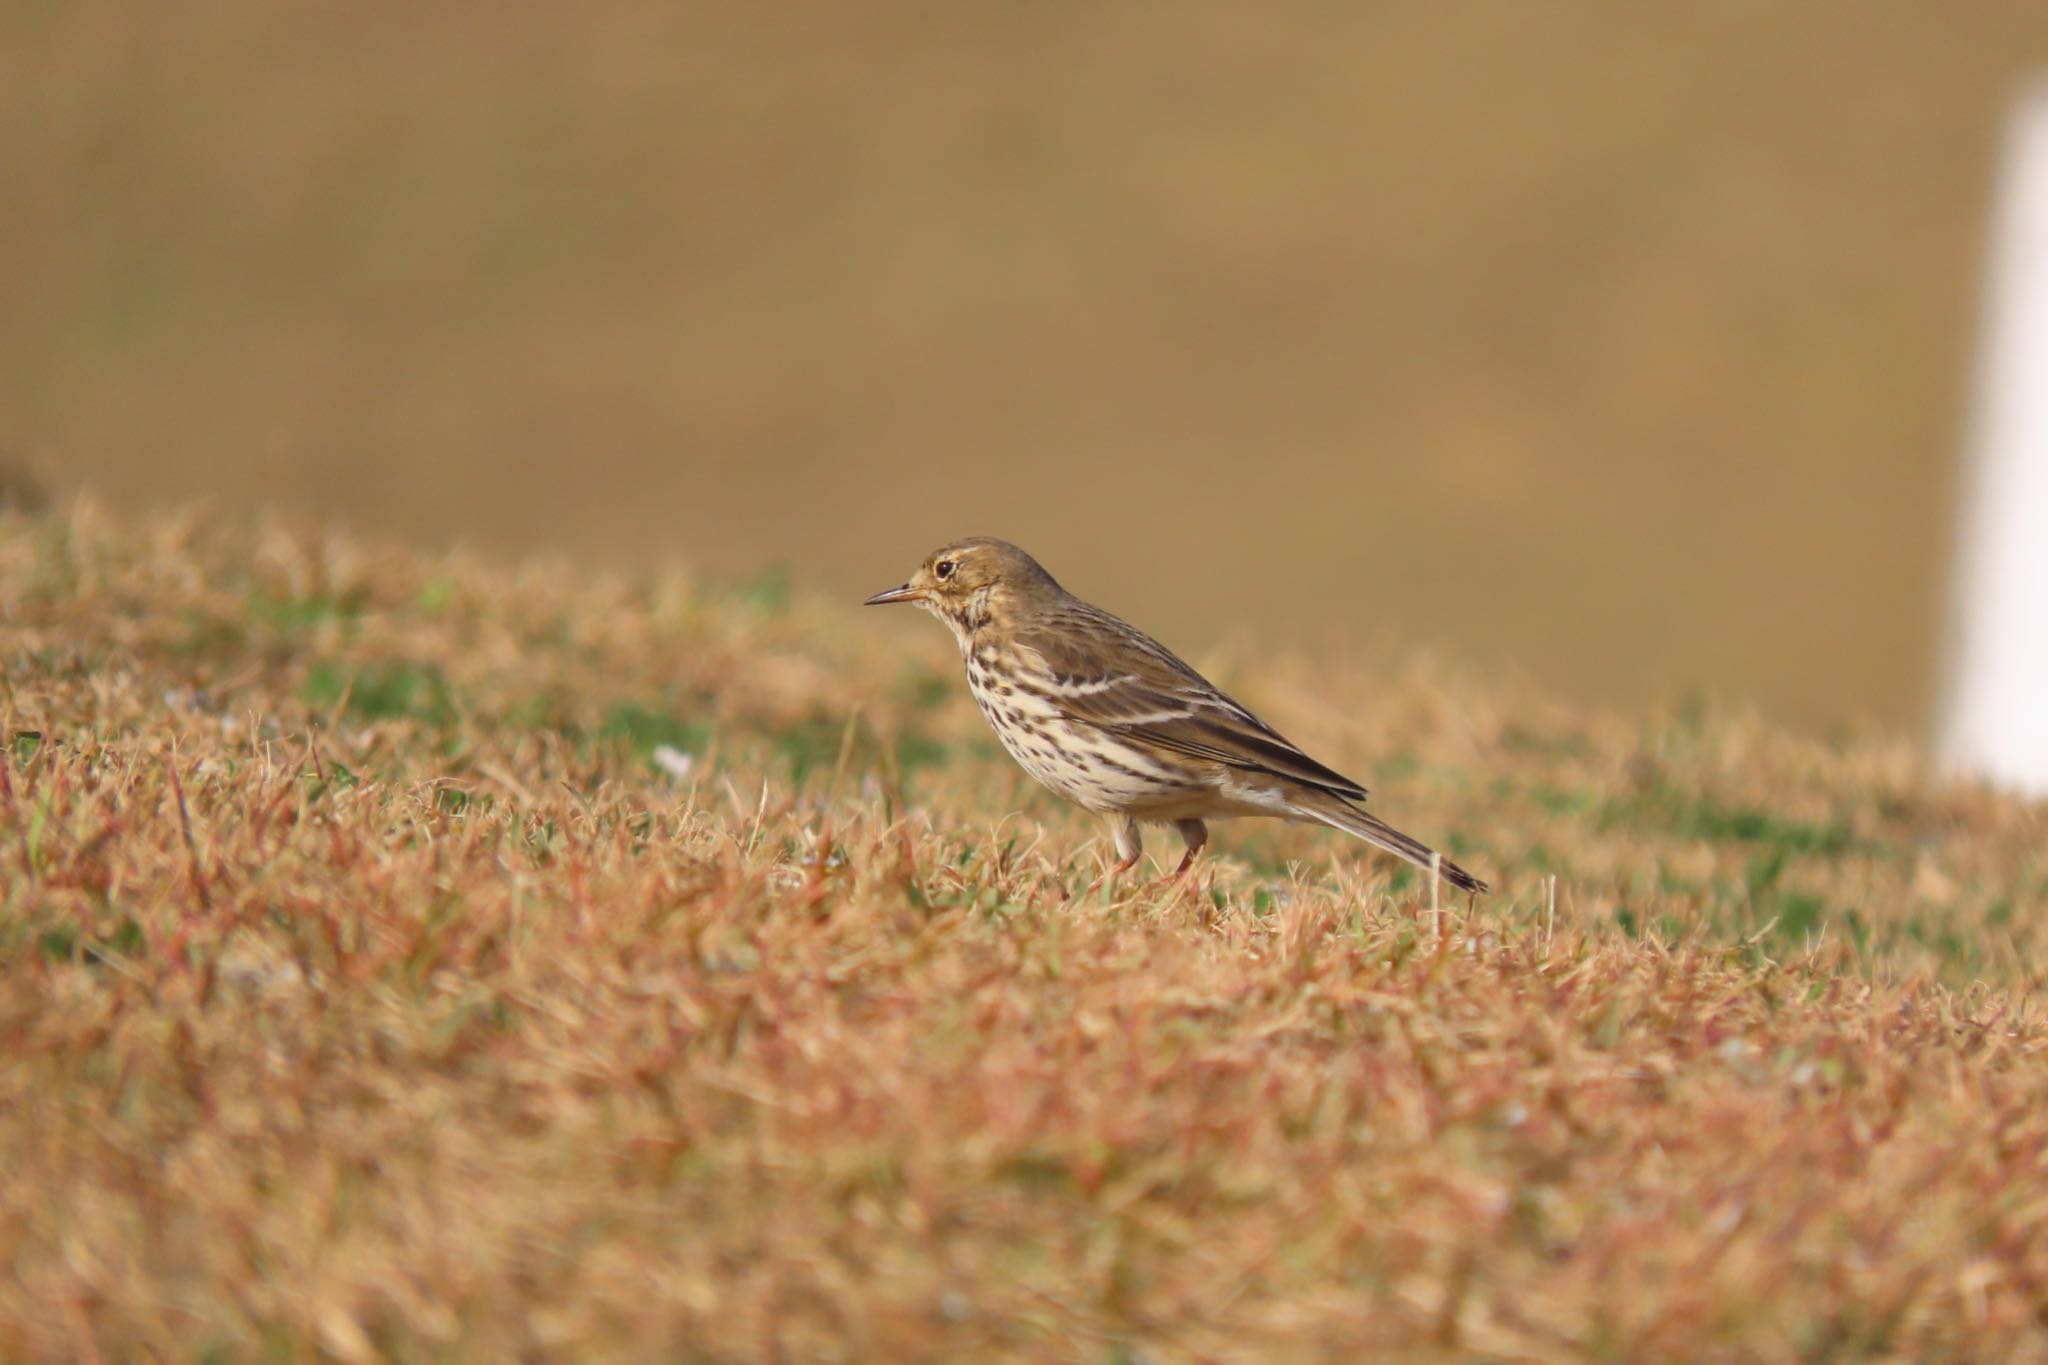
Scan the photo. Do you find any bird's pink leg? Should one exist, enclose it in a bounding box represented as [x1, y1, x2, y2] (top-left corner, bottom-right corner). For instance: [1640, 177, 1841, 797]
[1083, 816, 1144, 895]
[1159, 819, 1208, 885]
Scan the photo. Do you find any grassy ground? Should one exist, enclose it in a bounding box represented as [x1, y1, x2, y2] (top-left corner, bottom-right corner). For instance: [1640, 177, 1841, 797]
[4, 504, 2047, 1361]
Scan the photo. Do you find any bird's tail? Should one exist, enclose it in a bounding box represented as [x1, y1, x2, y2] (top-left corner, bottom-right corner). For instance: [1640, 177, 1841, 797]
[1291, 789, 1489, 894]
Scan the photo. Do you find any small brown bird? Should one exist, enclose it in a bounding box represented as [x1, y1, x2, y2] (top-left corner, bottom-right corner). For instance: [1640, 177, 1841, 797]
[865, 538, 1487, 893]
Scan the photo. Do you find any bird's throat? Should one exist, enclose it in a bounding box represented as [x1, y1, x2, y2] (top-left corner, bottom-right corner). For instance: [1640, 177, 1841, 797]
[950, 587, 995, 638]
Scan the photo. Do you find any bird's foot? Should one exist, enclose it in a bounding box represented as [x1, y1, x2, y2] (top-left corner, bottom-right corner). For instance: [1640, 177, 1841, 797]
[1082, 853, 1140, 897]
[1152, 847, 1202, 889]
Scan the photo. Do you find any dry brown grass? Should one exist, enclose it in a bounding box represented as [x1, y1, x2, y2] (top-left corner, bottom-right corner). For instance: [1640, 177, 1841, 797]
[3, 504, 2047, 1361]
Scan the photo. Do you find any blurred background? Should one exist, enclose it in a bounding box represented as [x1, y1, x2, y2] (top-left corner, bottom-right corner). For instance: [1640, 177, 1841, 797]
[6, 2, 2047, 734]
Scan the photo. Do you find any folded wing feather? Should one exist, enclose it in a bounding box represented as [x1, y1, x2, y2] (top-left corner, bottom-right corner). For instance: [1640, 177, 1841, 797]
[1014, 613, 1370, 802]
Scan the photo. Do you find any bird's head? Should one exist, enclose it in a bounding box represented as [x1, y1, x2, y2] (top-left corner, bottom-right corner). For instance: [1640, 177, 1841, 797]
[863, 538, 1060, 639]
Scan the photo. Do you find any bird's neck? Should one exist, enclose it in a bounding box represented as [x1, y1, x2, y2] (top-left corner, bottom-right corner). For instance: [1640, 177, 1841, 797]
[943, 586, 997, 643]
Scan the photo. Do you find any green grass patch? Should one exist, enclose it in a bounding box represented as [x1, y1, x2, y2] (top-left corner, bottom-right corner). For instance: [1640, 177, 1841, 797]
[301, 661, 460, 726]
[599, 701, 714, 759]
[1608, 784, 1853, 858]
[248, 589, 368, 634]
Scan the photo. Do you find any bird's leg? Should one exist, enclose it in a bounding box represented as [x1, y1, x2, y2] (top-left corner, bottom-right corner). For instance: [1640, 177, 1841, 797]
[1083, 815, 1143, 895]
[1161, 818, 1208, 884]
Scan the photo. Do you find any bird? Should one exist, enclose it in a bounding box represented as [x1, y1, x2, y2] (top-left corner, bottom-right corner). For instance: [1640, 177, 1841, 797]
[863, 538, 1487, 894]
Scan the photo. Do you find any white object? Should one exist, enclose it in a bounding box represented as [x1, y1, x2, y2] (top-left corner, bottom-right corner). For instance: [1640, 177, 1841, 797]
[1938, 79, 2048, 797]
[651, 745, 696, 782]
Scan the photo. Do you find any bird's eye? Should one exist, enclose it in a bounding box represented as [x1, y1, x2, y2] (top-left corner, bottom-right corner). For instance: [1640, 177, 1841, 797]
[934, 560, 955, 580]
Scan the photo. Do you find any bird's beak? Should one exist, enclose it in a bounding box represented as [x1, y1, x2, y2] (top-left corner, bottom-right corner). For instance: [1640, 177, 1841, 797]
[863, 582, 922, 606]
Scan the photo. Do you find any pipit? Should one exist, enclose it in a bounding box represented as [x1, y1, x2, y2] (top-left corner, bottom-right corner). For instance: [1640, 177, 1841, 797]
[865, 538, 1488, 893]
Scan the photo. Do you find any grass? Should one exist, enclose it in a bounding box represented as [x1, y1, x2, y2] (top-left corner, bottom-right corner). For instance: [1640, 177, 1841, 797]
[3, 503, 2048, 1360]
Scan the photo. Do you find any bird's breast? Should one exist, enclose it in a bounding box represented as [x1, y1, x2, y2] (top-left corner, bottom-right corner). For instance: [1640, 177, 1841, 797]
[962, 655, 1197, 814]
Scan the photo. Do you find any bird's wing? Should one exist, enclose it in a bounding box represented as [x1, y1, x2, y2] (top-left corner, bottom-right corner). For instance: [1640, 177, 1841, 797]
[1012, 609, 1370, 802]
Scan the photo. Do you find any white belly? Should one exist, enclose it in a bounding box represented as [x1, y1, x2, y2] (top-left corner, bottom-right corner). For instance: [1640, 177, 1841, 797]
[963, 663, 1194, 814]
